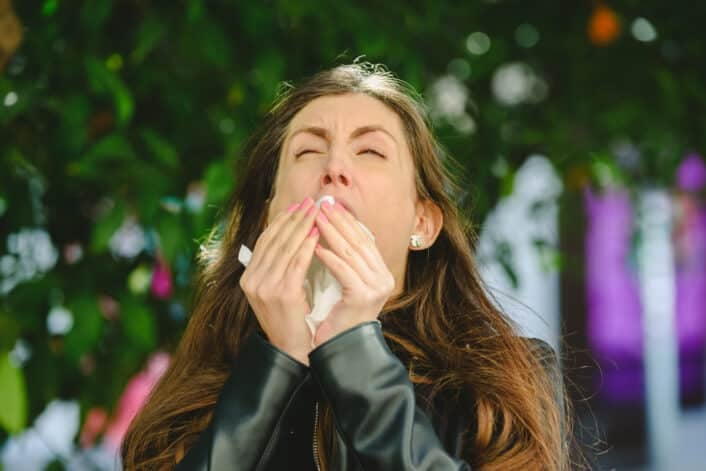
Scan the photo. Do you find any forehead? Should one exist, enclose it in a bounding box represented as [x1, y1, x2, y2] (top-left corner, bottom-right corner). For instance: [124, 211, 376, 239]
[286, 93, 407, 140]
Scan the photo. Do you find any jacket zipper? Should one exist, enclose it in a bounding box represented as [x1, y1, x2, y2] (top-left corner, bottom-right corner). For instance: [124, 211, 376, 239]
[313, 400, 322, 471]
[254, 377, 308, 471]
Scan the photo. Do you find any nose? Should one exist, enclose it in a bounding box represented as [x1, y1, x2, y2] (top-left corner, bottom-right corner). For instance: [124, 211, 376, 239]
[320, 151, 351, 188]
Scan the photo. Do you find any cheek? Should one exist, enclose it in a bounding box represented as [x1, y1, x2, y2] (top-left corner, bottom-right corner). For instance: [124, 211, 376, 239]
[292, 163, 324, 188]
[364, 196, 415, 267]
[271, 166, 320, 212]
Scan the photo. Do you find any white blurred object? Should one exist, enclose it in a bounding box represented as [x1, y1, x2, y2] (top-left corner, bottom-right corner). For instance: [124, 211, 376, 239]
[636, 188, 680, 470]
[238, 196, 375, 346]
[1, 227, 58, 295]
[491, 62, 548, 105]
[477, 155, 562, 351]
[109, 216, 145, 259]
[65, 442, 121, 471]
[47, 305, 74, 335]
[1, 400, 80, 471]
[426, 74, 476, 135]
[427, 75, 468, 119]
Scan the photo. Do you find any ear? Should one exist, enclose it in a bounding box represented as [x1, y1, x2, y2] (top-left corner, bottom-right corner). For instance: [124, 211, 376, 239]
[410, 199, 443, 250]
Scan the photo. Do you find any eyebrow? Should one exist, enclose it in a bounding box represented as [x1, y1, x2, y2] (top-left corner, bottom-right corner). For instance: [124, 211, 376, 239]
[288, 124, 398, 146]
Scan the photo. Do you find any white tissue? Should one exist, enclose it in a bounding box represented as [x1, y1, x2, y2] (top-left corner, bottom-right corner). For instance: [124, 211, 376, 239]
[237, 196, 375, 346]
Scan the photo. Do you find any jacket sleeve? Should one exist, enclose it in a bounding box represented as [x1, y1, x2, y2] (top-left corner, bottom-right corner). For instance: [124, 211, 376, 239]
[308, 321, 472, 470]
[175, 330, 309, 471]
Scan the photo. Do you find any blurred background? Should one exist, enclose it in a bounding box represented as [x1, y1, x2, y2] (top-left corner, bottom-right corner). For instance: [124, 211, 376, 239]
[1, 1, 705, 469]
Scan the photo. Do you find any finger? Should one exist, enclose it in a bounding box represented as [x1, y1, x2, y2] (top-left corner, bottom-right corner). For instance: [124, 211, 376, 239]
[270, 202, 319, 287]
[254, 199, 317, 282]
[316, 204, 377, 283]
[258, 198, 314, 271]
[329, 202, 388, 271]
[315, 207, 376, 285]
[249, 202, 301, 269]
[282, 224, 320, 294]
[314, 244, 367, 291]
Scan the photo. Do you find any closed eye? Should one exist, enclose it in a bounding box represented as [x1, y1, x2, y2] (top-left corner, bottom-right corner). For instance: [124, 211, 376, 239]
[295, 149, 321, 157]
[296, 149, 385, 158]
[360, 148, 385, 158]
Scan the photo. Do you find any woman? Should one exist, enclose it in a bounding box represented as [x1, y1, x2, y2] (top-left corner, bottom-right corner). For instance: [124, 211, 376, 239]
[121, 62, 582, 470]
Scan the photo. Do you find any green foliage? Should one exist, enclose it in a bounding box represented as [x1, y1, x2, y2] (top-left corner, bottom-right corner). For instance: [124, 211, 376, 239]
[1, 0, 705, 441]
[0, 353, 27, 434]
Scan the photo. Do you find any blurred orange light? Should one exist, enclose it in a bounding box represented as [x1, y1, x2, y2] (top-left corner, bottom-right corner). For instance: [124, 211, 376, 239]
[589, 4, 621, 46]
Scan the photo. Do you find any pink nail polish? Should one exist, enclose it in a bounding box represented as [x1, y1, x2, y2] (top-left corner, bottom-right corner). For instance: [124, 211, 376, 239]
[321, 201, 333, 211]
[335, 202, 346, 211]
[306, 205, 316, 216]
[317, 213, 329, 224]
[287, 203, 300, 213]
[309, 226, 319, 237]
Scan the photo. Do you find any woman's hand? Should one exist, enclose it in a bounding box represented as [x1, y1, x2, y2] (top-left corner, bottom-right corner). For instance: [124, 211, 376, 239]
[312, 201, 395, 347]
[239, 197, 320, 365]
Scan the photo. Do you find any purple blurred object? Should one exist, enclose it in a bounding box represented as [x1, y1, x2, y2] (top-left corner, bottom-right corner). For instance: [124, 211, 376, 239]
[676, 153, 706, 191]
[584, 188, 645, 403]
[150, 256, 173, 299]
[673, 157, 706, 403]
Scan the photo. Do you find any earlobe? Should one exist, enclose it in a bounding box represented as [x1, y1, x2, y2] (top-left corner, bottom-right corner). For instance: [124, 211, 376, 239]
[409, 234, 424, 249]
[410, 200, 443, 250]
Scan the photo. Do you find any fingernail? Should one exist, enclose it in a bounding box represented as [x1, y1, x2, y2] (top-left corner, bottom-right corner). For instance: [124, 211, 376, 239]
[321, 201, 333, 211]
[301, 197, 314, 208]
[287, 203, 300, 213]
[309, 226, 319, 237]
[317, 213, 329, 224]
[334, 202, 345, 211]
[306, 205, 316, 216]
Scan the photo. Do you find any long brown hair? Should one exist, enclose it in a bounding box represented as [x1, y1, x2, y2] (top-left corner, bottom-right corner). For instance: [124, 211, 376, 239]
[121, 62, 585, 470]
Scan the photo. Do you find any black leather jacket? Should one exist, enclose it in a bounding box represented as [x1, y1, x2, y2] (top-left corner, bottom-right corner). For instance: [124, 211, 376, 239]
[175, 320, 560, 470]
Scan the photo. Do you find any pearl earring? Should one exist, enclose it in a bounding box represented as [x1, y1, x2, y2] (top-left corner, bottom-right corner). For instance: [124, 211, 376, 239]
[410, 234, 424, 248]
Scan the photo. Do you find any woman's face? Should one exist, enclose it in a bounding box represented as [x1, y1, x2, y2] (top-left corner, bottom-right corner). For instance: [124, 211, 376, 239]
[268, 93, 431, 293]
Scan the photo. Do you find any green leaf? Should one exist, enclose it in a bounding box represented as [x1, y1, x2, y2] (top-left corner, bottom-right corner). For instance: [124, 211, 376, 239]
[70, 133, 136, 178]
[64, 297, 105, 363]
[204, 160, 233, 206]
[128, 264, 153, 295]
[0, 310, 20, 351]
[132, 14, 167, 63]
[90, 200, 126, 253]
[121, 298, 157, 352]
[251, 50, 285, 101]
[140, 129, 178, 170]
[81, 0, 114, 32]
[42, 0, 59, 16]
[197, 21, 230, 68]
[85, 57, 134, 125]
[54, 94, 91, 156]
[187, 0, 205, 23]
[0, 353, 27, 434]
[499, 170, 515, 197]
[156, 213, 184, 262]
